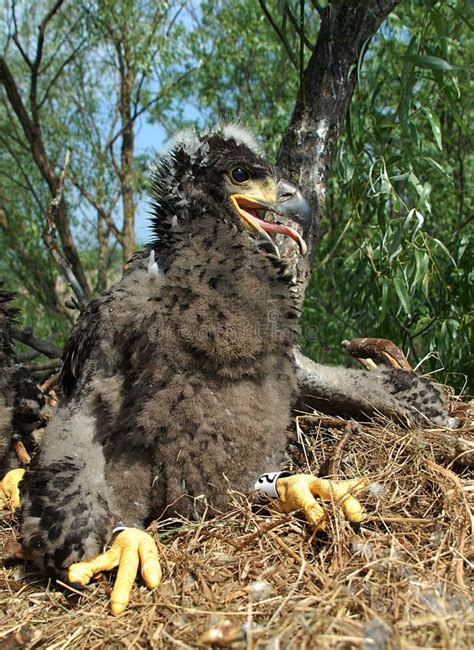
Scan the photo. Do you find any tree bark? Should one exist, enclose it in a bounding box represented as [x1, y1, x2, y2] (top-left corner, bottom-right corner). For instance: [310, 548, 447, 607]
[97, 212, 108, 292]
[109, 22, 137, 264]
[0, 55, 91, 301]
[119, 69, 136, 262]
[276, 0, 400, 301]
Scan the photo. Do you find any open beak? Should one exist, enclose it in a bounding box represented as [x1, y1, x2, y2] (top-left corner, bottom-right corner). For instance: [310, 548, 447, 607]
[231, 180, 310, 256]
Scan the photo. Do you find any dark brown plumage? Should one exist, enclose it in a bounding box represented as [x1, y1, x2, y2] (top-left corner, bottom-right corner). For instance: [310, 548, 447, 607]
[293, 350, 454, 427]
[0, 284, 46, 478]
[19, 125, 452, 587]
[0, 283, 17, 469]
[20, 125, 309, 576]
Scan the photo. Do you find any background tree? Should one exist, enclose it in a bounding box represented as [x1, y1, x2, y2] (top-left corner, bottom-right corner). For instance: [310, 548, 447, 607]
[303, 0, 473, 389]
[0, 1, 91, 309]
[175, 0, 473, 390]
[0, 0, 471, 390]
[0, 0, 191, 331]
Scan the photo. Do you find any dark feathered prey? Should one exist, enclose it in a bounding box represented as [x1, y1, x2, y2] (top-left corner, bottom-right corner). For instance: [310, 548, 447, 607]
[20, 125, 309, 577]
[0, 284, 17, 469]
[0, 284, 46, 479]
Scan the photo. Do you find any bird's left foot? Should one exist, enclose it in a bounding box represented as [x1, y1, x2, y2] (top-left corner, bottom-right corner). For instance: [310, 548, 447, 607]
[68, 528, 161, 615]
[0, 468, 25, 510]
[255, 472, 369, 529]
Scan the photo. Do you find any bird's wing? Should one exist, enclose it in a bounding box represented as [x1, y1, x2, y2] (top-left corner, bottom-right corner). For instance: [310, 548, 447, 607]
[293, 348, 453, 427]
[60, 256, 153, 397]
[60, 295, 110, 396]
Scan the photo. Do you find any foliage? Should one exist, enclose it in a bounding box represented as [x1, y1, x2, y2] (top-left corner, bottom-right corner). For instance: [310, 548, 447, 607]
[302, 1, 473, 391]
[155, 0, 304, 157]
[0, 0, 190, 337]
[0, 0, 471, 390]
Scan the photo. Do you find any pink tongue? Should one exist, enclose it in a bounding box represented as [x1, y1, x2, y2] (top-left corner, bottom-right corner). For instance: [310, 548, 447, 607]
[252, 214, 307, 255]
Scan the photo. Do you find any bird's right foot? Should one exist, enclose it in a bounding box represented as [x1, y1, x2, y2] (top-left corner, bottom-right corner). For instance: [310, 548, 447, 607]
[68, 527, 161, 615]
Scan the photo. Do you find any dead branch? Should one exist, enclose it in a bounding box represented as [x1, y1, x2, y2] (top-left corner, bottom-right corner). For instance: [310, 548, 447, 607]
[16, 349, 40, 362]
[39, 372, 60, 394]
[24, 360, 61, 373]
[70, 176, 123, 243]
[325, 423, 356, 478]
[13, 439, 31, 466]
[42, 151, 87, 309]
[12, 327, 61, 358]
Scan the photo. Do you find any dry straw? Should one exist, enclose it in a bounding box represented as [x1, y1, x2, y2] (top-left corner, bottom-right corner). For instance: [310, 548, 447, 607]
[1, 396, 472, 648]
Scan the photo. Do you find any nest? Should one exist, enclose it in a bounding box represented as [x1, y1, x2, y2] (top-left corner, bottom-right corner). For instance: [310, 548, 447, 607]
[0, 398, 472, 649]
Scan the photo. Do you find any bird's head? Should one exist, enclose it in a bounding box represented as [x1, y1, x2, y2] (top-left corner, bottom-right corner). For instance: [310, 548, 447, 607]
[149, 124, 311, 261]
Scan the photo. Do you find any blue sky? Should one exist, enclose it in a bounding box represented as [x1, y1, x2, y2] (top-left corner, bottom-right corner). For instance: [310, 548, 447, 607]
[134, 119, 167, 244]
[133, 104, 203, 244]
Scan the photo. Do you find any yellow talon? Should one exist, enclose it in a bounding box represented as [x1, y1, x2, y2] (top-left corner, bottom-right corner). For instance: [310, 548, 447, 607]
[275, 474, 369, 529]
[0, 468, 25, 510]
[68, 528, 161, 615]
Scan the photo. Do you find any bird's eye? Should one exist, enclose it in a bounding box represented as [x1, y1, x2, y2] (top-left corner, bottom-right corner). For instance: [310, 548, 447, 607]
[231, 167, 250, 183]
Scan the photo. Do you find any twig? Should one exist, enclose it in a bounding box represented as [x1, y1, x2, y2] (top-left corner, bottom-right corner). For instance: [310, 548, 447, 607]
[16, 349, 40, 362]
[234, 515, 293, 550]
[12, 327, 61, 358]
[268, 531, 303, 564]
[286, 3, 314, 50]
[55, 579, 89, 598]
[419, 430, 473, 468]
[25, 359, 61, 372]
[366, 516, 441, 526]
[322, 423, 355, 479]
[424, 459, 471, 594]
[258, 0, 299, 70]
[40, 372, 60, 393]
[42, 151, 87, 309]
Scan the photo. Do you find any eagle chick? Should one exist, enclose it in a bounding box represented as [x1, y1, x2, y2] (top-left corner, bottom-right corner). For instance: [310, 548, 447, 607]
[20, 126, 312, 609]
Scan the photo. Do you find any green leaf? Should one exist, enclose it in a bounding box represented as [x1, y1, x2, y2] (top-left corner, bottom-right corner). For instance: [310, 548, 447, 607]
[403, 54, 455, 72]
[408, 171, 423, 196]
[429, 236, 457, 267]
[393, 271, 411, 315]
[391, 172, 410, 182]
[423, 108, 443, 150]
[379, 280, 389, 323]
[422, 270, 431, 298]
[406, 208, 424, 236]
[401, 36, 417, 86]
[417, 183, 432, 213]
[388, 227, 403, 262]
[422, 156, 452, 181]
[413, 249, 429, 288]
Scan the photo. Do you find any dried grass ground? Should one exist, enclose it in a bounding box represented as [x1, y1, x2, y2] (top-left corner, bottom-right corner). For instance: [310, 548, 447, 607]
[0, 398, 473, 649]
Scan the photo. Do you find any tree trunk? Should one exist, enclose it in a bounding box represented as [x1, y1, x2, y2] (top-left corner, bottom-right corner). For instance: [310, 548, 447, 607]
[97, 212, 108, 292]
[276, 0, 400, 302]
[119, 66, 136, 263]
